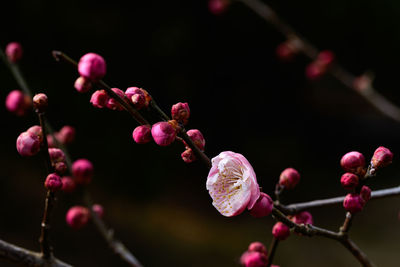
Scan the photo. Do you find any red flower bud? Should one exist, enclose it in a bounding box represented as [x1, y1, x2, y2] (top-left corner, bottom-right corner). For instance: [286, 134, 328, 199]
[291, 211, 313, 225]
[340, 151, 365, 175]
[90, 90, 109, 108]
[249, 192, 273, 218]
[371, 146, 393, 169]
[340, 173, 359, 190]
[187, 129, 205, 151]
[44, 173, 63, 192]
[360, 185, 371, 203]
[16, 131, 40, 156]
[343, 193, 364, 214]
[272, 222, 290, 241]
[72, 159, 94, 185]
[132, 125, 152, 144]
[78, 53, 106, 81]
[66, 206, 90, 230]
[248, 242, 267, 255]
[6, 42, 23, 63]
[151, 121, 177, 146]
[61, 177, 76, 193]
[181, 148, 196, 163]
[6, 90, 31, 116]
[279, 168, 300, 189]
[171, 102, 190, 125]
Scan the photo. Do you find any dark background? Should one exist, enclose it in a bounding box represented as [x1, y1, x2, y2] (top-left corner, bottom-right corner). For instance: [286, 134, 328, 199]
[1, 0, 400, 266]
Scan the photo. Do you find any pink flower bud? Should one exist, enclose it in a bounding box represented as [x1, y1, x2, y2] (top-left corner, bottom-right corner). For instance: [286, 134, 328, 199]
[360, 185, 371, 202]
[125, 87, 149, 109]
[131, 93, 146, 109]
[74, 76, 92, 93]
[340, 151, 365, 175]
[316, 50, 335, 67]
[61, 177, 76, 193]
[72, 158, 94, 185]
[32, 93, 48, 113]
[151, 121, 177, 146]
[47, 134, 56, 148]
[5, 90, 31, 116]
[181, 148, 196, 163]
[240, 251, 268, 267]
[248, 242, 267, 255]
[27, 125, 43, 143]
[187, 129, 205, 151]
[56, 125, 76, 144]
[48, 148, 66, 163]
[66, 206, 90, 230]
[206, 151, 260, 217]
[305, 62, 324, 80]
[343, 193, 364, 213]
[92, 204, 104, 218]
[44, 173, 63, 192]
[371, 146, 393, 169]
[90, 90, 109, 108]
[291, 211, 313, 225]
[132, 125, 152, 144]
[272, 222, 290, 241]
[171, 102, 190, 125]
[78, 53, 106, 81]
[6, 42, 23, 63]
[249, 192, 273, 218]
[340, 173, 359, 190]
[106, 88, 125, 111]
[54, 161, 68, 175]
[208, 0, 230, 15]
[276, 40, 300, 61]
[279, 168, 300, 189]
[16, 131, 41, 156]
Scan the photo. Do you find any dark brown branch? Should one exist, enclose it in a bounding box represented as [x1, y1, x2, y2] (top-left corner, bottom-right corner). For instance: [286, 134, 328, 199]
[266, 237, 279, 267]
[0, 239, 71, 267]
[341, 239, 376, 267]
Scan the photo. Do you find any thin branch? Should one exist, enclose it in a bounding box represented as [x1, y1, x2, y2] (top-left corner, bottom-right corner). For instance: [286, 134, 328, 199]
[341, 239, 376, 267]
[266, 237, 279, 267]
[0, 239, 72, 267]
[339, 212, 353, 234]
[238, 0, 400, 122]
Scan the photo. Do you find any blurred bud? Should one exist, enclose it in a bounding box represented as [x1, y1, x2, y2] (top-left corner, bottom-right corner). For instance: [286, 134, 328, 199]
[360, 185, 371, 203]
[66, 206, 90, 230]
[6, 42, 23, 63]
[132, 125, 152, 144]
[56, 125, 76, 144]
[78, 53, 106, 81]
[279, 168, 300, 189]
[208, 0, 230, 15]
[343, 193, 364, 214]
[74, 76, 93, 93]
[371, 146, 393, 169]
[340, 151, 365, 176]
[240, 251, 268, 267]
[291, 211, 313, 225]
[16, 131, 40, 156]
[61, 176, 76, 193]
[47, 134, 56, 148]
[92, 204, 104, 219]
[72, 158, 94, 185]
[276, 38, 301, 61]
[32, 93, 48, 113]
[54, 161, 68, 175]
[181, 148, 196, 163]
[316, 50, 335, 67]
[272, 222, 290, 241]
[151, 121, 177, 146]
[5, 90, 31, 116]
[353, 74, 373, 92]
[171, 102, 190, 125]
[248, 242, 267, 255]
[249, 192, 273, 218]
[340, 173, 359, 190]
[305, 62, 324, 80]
[44, 173, 63, 192]
[90, 90, 109, 108]
[106, 88, 125, 111]
[48, 148, 66, 163]
[187, 129, 205, 151]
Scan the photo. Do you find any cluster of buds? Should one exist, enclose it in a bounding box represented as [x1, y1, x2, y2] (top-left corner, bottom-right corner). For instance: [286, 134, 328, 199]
[240, 242, 279, 267]
[49, 148, 68, 175]
[5, 90, 31, 116]
[90, 87, 151, 111]
[47, 125, 76, 147]
[16, 125, 43, 156]
[272, 211, 314, 241]
[305, 50, 335, 80]
[66, 204, 104, 229]
[180, 129, 206, 163]
[340, 147, 393, 213]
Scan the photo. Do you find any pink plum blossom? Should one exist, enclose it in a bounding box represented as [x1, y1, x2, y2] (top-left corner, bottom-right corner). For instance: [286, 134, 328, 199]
[206, 151, 260, 217]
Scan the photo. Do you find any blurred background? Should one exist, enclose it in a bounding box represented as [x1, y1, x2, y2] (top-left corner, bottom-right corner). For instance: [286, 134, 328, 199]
[1, 0, 400, 266]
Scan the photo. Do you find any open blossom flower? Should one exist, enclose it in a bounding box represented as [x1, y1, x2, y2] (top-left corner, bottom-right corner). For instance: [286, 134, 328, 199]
[206, 151, 260, 217]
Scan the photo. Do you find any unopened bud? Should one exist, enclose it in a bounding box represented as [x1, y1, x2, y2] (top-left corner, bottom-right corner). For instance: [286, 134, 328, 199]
[44, 173, 63, 192]
[240, 251, 268, 267]
[132, 125, 152, 144]
[340, 151, 365, 175]
[340, 173, 359, 190]
[279, 168, 300, 189]
[208, 0, 230, 15]
[6, 42, 23, 63]
[90, 90, 109, 108]
[248, 242, 267, 255]
[61, 177, 76, 193]
[371, 146, 393, 169]
[171, 102, 190, 125]
[249, 192, 273, 218]
[151, 121, 177, 146]
[33, 93, 48, 113]
[291, 211, 313, 225]
[56, 125, 76, 144]
[181, 148, 196, 163]
[343, 193, 364, 214]
[74, 76, 92, 93]
[27, 125, 43, 143]
[187, 129, 205, 151]
[92, 204, 104, 218]
[78, 53, 106, 81]
[360, 185, 371, 203]
[72, 158, 94, 185]
[272, 222, 290, 241]
[106, 88, 125, 111]
[66, 206, 90, 230]
[16, 131, 40, 156]
[5, 90, 31, 116]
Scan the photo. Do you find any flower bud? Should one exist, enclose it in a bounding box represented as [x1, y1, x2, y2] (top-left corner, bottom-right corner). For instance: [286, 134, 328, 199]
[343, 193, 364, 214]
[61, 176, 76, 193]
[340, 151, 365, 175]
[106, 88, 125, 111]
[32, 93, 48, 112]
[291, 211, 313, 225]
[47, 134, 56, 148]
[6, 42, 23, 63]
[16, 131, 40, 156]
[74, 76, 92, 93]
[171, 102, 190, 125]
[208, 0, 230, 15]
[316, 50, 335, 67]
[132, 125, 152, 144]
[305, 62, 324, 80]
[56, 125, 76, 144]
[92, 204, 104, 218]
[151, 121, 177, 146]
[276, 39, 301, 61]
[125, 87, 148, 109]
[240, 251, 268, 267]
[181, 148, 196, 163]
[27, 125, 43, 143]
[249, 192, 273, 218]
[279, 168, 300, 189]
[44, 173, 63, 192]
[72, 158, 94, 185]
[187, 129, 205, 151]
[66, 206, 90, 230]
[248, 242, 267, 255]
[48, 148, 66, 163]
[272, 222, 290, 241]
[5, 90, 31, 116]
[360, 185, 371, 203]
[340, 173, 359, 190]
[90, 90, 109, 108]
[371, 146, 393, 169]
[78, 53, 106, 81]
[54, 161, 68, 175]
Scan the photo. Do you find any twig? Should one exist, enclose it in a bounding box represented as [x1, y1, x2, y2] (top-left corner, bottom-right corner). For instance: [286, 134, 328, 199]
[266, 237, 279, 267]
[0, 239, 72, 267]
[339, 212, 353, 234]
[237, 0, 400, 122]
[341, 239, 376, 267]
